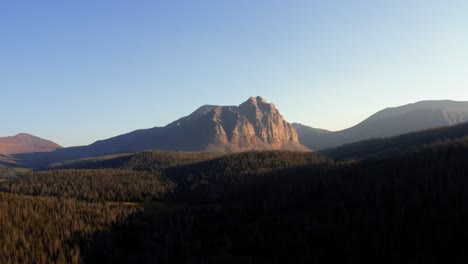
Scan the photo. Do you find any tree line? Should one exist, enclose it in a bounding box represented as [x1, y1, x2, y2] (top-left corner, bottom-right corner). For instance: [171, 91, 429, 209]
[1, 138, 468, 262]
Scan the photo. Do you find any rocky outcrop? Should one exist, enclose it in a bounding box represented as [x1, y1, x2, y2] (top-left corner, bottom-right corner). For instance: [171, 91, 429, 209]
[195, 96, 305, 151]
[167, 96, 307, 152]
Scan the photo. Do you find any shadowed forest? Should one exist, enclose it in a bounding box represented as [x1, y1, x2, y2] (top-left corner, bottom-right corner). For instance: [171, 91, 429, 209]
[1, 125, 468, 263]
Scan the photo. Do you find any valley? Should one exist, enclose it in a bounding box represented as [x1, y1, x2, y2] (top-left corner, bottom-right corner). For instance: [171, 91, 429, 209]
[1, 114, 468, 262]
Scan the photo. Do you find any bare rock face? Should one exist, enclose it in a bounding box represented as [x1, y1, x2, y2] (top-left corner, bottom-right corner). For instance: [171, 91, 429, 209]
[181, 96, 307, 152]
[0, 133, 62, 155]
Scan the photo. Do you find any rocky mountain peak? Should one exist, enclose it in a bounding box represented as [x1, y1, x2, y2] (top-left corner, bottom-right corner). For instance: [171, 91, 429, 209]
[244, 96, 268, 105]
[155, 96, 307, 152]
[241, 96, 274, 110]
[200, 96, 306, 152]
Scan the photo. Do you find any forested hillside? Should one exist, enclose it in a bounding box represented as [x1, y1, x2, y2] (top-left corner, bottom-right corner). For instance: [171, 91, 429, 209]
[1, 130, 468, 263]
[0, 193, 137, 264]
[45, 151, 221, 170]
[323, 122, 468, 160]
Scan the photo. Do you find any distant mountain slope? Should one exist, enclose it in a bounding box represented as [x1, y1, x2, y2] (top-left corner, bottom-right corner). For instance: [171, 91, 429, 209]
[0, 133, 62, 155]
[15, 97, 308, 168]
[322, 121, 468, 160]
[292, 123, 330, 148]
[297, 100, 468, 150]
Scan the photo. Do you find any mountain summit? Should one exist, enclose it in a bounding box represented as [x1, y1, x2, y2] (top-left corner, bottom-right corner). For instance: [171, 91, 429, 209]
[178, 95, 304, 152]
[93, 96, 307, 153]
[16, 97, 307, 167]
[0, 133, 62, 155]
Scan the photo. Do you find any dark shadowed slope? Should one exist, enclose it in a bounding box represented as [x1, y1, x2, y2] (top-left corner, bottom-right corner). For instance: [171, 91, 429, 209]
[0, 133, 62, 155]
[15, 97, 307, 168]
[48, 151, 221, 170]
[297, 100, 468, 150]
[0, 154, 19, 167]
[322, 121, 468, 160]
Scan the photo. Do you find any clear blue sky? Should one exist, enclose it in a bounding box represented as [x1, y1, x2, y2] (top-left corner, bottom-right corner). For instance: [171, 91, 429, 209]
[1, 0, 467, 146]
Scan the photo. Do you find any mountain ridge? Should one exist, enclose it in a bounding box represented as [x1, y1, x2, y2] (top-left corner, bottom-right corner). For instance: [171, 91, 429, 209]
[14, 96, 307, 167]
[296, 100, 468, 150]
